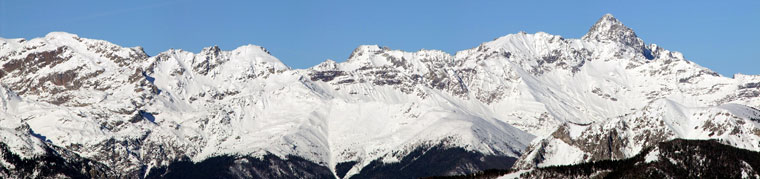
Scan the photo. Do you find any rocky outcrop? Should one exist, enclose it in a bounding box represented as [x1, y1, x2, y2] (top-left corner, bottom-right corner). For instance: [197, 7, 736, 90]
[1, 13, 759, 179]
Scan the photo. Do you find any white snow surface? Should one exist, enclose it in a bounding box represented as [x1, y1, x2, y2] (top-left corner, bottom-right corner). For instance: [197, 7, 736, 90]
[1, 14, 759, 178]
[497, 169, 532, 179]
[644, 147, 660, 163]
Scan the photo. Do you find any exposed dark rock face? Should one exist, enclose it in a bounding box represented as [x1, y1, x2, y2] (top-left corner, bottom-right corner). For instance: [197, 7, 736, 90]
[0, 142, 116, 179]
[2, 13, 759, 179]
[2, 47, 69, 76]
[310, 70, 346, 82]
[741, 82, 760, 89]
[583, 14, 643, 49]
[517, 124, 631, 167]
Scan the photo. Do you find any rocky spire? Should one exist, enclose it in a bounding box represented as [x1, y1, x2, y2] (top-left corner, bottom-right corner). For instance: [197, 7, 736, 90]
[582, 14, 644, 48]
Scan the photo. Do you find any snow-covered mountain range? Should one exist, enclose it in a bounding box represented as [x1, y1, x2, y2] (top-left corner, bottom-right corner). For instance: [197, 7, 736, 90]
[1, 14, 759, 178]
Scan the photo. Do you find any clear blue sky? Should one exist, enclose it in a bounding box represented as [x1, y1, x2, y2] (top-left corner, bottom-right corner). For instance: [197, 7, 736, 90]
[1, 0, 758, 75]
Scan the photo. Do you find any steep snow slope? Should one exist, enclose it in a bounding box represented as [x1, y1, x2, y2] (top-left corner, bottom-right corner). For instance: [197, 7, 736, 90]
[144, 43, 535, 177]
[1, 13, 759, 178]
[509, 14, 760, 169]
[1, 31, 536, 178]
[513, 100, 760, 169]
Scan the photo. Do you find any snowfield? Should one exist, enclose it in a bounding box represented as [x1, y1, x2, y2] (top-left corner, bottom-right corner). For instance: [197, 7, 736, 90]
[1, 14, 759, 178]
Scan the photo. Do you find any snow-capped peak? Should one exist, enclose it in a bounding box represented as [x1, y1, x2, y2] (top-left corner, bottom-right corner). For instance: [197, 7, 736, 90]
[582, 14, 643, 48]
[347, 45, 385, 60]
[310, 59, 339, 71]
[2, 13, 760, 178]
[44, 31, 80, 40]
[230, 44, 285, 67]
[148, 44, 289, 83]
[200, 45, 222, 55]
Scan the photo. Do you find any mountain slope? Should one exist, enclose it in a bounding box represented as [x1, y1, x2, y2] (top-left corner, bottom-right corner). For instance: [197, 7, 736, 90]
[515, 139, 760, 178]
[513, 100, 760, 169]
[429, 139, 760, 179]
[1, 14, 759, 178]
